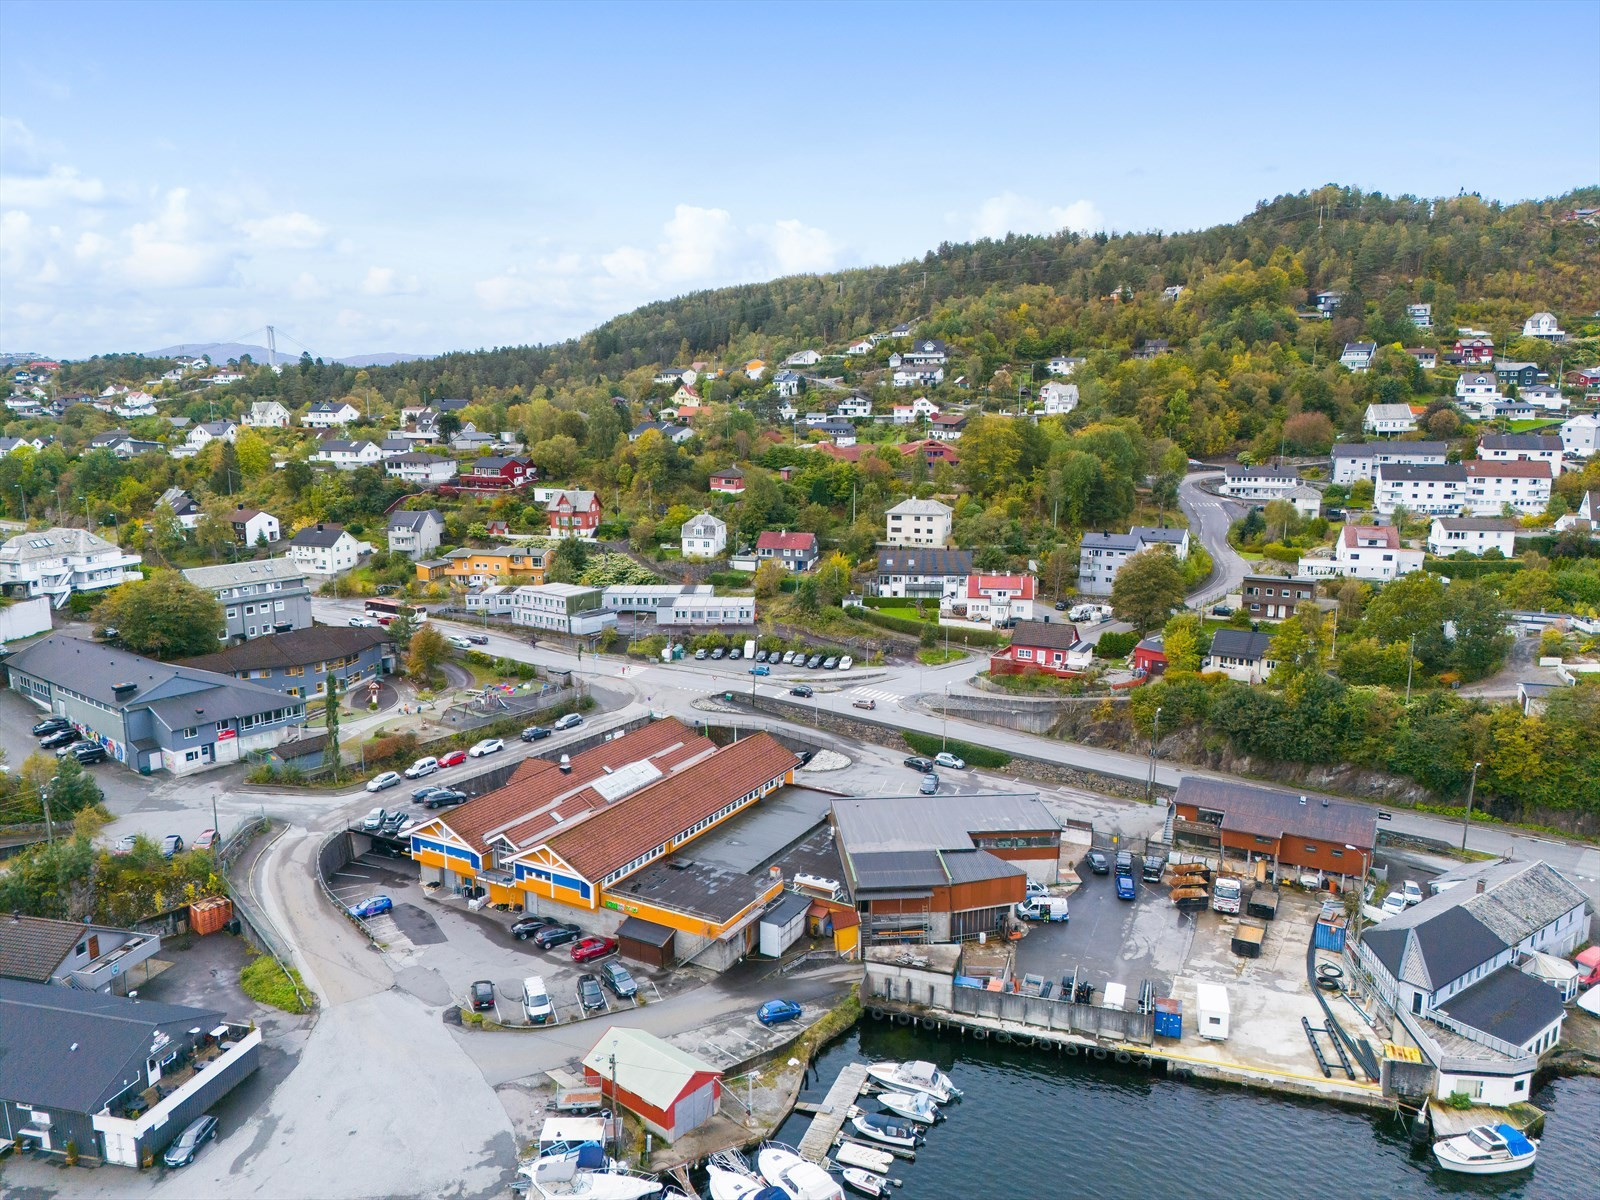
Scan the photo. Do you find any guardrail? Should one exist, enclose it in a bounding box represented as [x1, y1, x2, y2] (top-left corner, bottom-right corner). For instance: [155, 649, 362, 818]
[219, 821, 311, 1013]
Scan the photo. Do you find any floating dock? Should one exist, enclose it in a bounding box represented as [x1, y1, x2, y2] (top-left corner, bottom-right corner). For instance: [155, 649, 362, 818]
[797, 1062, 870, 1162]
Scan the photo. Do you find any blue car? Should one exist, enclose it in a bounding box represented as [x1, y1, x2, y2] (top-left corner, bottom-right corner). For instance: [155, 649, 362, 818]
[348, 895, 394, 919]
[748, 665, 770, 676]
[1115, 872, 1137, 901]
[757, 999, 804, 1027]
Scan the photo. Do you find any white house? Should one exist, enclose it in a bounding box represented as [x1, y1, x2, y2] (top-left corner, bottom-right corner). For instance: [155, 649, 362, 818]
[384, 453, 458, 486]
[885, 498, 953, 547]
[893, 339, 948, 367]
[892, 364, 945, 388]
[1428, 517, 1519, 558]
[773, 370, 802, 399]
[1375, 464, 1465, 516]
[113, 392, 157, 418]
[302, 400, 361, 428]
[680, 511, 727, 559]
[0, 527, 142, 609]
[941, 573, 1037, 627]
[1039, 381, 1079, 416]
[286, 523, 366, 575]
[1362, 404, 1417, 436]
[1201, 629, 1277, 684]
[845, 337, 874, 356]
[1340, 342, 1377, 372]
[1519, 385, 1567, 413]
[784, 349, 821, 367]
[1331, 442, 1449, 486]
[1219, 465, 1300, 501]
[1077, 528, 1190, 595]
[1404, 347, 1438, 370]
[874, 547, 972, 600]
[1462, 460, 1552, 515]
[1455, 371, 1501, 414]
[226, 508, 281, 547]
[157, 487, 203, 529]
[1355, 859, 1586, 1105]
[245, 400, 292, 428]
[1559, 413, 1599, 458]
[1553, 489, 1598, 535]
[187, 420, 237, 451]
[1406, 303, 1432, 328]
[1331, 524, 1423, 580]
[1046, 356, 1085, 376]
[1476, 434, 1564, 473]
[836, 395, 873, 419]
[1522, 311, 1566, 342]
[310, 439, 382, 470]
[388, 508, 445, 559]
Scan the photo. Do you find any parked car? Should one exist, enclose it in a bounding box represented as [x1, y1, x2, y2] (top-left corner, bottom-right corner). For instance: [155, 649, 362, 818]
[421, 789, 467, 809]
[1380, 892, 1408, 918]
[553, 713, 584, 731]
[534, 922, 581, 949]
[576, 973, 606, 1012]
[468, 633, 490, 645]
[904, 756, 934, 772]
[757, 999, 803, 1027]
[1401, 879, 1424, 907]
[348, 615, 378, 627]
[348, 895, 393, 919]
[790, 684, 813, 698]
[469, 738, 504, 757]
[1084, 850, 1110, 875]
[920, 773, 940, 795]
[1054, 600, 1069, 611]
[934, 751, 965, 770]
[600, 960, 638, 999]
[822, 656, 839, 670]
[437, 749, 468, 768]
[162, 1114, 218, 1168]
[521, 725, 552, 742]
[161, 834, 185, 858]
[55, 738, 93, 758]
[852, 698, 875, 710]
[694, 648, 707, 660]
[379, 811, 409, 836]
[512, 915, 554, 941]
[838, 656, 853, 671]
[1115, 871, 1137, 901]
[710, 647, 725, 660]
[805, 654, 823, 669]
[31, 716, 71, 737]
[367, 771, 402, 792]
[1210, 605, 1233, 617]
[1114, 850, 1135, 874]
[70, 742, 107, 765]
[111, 833, 138, 855]
[749, 665, 771, 676]
[571, 935, 619, 963]
[193, 828, 218, 850]
[362, 807, 388, 831]
[413, 784, 448, 801]
[403, 756, 439, 779]
[781, 651, 797, 664]
[469, 980, 496, 1011]
[39, 728, 78, 750]
[522, 975, 553, 1024]
[727, 647, 742, 660]
[753, 650, 767, 663]
[447, 635, 474, 650]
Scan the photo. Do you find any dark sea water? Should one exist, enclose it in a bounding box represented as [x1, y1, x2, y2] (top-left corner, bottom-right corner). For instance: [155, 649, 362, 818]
[770, 1024, 1600, 1200]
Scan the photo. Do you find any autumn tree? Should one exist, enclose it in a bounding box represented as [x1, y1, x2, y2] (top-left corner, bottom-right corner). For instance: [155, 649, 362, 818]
[752, 558, 785, 599]
[1110, 548, 1185, 632]
[407, 624, 450, 683]
[1160, 612, 1208, 673]
[97, 571, 223, 658]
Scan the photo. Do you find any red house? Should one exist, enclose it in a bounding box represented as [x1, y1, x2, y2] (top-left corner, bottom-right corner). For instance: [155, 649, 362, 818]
[440, 455, 536, 497]
[988, 619, 1085, 678]
[582, 1027, 722, 1141]
[898, 438, 961, 468]
[1132, 635, 1167, 679]
[1454, 337, 1494, 364]
[709, 466, 746, 494]
[546, 488, 602, 539]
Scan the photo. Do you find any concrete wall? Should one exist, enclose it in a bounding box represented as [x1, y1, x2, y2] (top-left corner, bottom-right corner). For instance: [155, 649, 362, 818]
[951, 985, 1155, 1043]
[864, 960, 955, 1009]
[0, 596, 51, 642]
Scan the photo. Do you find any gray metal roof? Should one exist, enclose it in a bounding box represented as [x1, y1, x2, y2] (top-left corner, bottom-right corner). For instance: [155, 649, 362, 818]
[1435, 966, 1565, 1046]
[1207, 629, 1274, 662]
[875, 548, 973, 576]
[832, 794, 1060, 856]
[1479, 434, 1562, 452]
[1430, 860, 1589, 949]
[940, 849, 1025, 885]
[0, 977, 222, 1114]
[1174, 777, 1376, 851]
[181, 557, 307, 590]
[848, 849, 945, 892]
[1377, 464, 1466, 483]
[289, 523, 350, 548]
[1009, 620, 1081, 651]
[761, 891, 813, 927]
[388, 508, 443, 532]
[1333, 441, 1448, 459]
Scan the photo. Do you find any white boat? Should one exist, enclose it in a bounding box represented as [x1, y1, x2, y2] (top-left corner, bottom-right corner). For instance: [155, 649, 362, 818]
[832, 1142, 894, 1174]
[864, 1061, 960, 1104]
[707, 1164, 787, 1200]
[847, 1112, 921, 1151]
[519, 1146, 663, 1198]
[875, 1091, 940, 1124]
[839, 1167, 895, 1197]
[1433, 1124, 1538, 1175]
[757, 1143, 845, 1200]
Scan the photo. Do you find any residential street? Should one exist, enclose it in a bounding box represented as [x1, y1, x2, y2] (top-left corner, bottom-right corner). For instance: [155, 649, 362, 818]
[1178, 469, 1251, 607]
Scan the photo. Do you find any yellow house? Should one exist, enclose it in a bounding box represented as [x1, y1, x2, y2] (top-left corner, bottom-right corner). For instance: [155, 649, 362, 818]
[416, 545, 550, 587]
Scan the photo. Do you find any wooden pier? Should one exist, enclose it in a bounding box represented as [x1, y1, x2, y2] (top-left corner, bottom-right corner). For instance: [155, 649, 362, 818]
[797, 1062, 870, 1162]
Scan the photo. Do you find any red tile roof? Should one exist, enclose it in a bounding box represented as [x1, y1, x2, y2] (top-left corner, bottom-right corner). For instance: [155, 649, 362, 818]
[1340, 524, 1398, 549]
[545, 733, 798, 882]
[1464, 460, 1553, 479]
[756, 531, 817, 552]
[967, 574, 1036, 599]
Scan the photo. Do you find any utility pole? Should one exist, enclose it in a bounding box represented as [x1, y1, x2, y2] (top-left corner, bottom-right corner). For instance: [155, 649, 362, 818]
[41, 782, 54, 844]
[212, 789, 221, 843]
[1403, 632, 1416, 705]
[1145, 706, 1162, 805]
[1461, 761, 1481, 852]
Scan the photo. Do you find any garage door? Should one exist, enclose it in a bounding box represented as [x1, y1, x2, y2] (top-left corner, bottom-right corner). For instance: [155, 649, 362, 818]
[672, 1081, 715, 1138]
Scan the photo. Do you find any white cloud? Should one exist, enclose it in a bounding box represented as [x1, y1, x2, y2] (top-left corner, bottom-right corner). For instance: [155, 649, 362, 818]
[968, 192, 1103, 240]
[239, 211, 328, 250]
[475, 271, 542, 313]
[361, 266, 420, 296]
[290, 271, 327, 301]
[768, 218, 839, 276]
[0, 164, 108, 207]
[600, 204, 841, 291]
[117, 189, 232, 289]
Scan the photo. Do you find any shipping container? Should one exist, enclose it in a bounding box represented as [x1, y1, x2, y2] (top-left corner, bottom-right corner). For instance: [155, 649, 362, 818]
[1154, 997, 1182, 1039]
[1313, 917, 1347, 952]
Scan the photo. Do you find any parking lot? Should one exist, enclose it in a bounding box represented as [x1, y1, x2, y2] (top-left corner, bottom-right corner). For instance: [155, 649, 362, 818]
[325, 849, 668, 1028]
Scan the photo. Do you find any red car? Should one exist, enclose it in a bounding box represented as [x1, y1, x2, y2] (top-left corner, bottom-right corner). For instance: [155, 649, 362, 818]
[437, 749, 468, 768]
[570, 936, 618, 963]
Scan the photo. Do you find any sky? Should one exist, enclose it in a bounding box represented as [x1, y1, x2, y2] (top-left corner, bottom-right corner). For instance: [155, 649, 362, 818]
[2, 1, 1597, 361]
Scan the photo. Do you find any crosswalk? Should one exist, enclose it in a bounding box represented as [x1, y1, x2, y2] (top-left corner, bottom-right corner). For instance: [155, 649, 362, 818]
[849, 685, 904, 704]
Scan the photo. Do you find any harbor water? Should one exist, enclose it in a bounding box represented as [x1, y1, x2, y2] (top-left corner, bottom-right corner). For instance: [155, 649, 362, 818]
[773, 1023, 1600, 1198]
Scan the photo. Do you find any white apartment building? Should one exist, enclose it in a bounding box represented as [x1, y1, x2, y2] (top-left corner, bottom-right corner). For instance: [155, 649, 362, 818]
[1077, 528, 1191, 596]
[286, 523, 366, 575]
[1463, 460, 1552, 515]
[1331, 524, 1422, 580]
[1219, 465, 1300, 501]
[885, 498, 953, 547]
[1428, 518, 1520, 557]
[1560, 414, 1599, 458]
[659, 593, 756, 627]
[383, 453, 458, 485]
[680, 511, 727, 558]
[1331, 442, 1448, 486]
[509, 583, 615, 636]
[1476, 434, 1564, 474]
[1375, 465, 1464, 516]
[0, 528, 142, 609]
[245, 400, 292, 428]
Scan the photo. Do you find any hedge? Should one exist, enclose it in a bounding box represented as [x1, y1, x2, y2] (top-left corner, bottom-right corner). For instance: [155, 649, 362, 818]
[1423, 556, 1523, 579]
[845, 606, 1009, 646]
[1094, 630, 1141, 659]
[901, 731, 1012, 769]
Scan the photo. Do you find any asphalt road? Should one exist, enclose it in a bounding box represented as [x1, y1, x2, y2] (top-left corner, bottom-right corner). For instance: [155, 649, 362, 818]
[1178, 469, 1251, 608]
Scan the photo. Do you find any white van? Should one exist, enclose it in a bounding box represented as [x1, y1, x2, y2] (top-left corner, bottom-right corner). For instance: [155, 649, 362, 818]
[522, 975, 553, 1024]
[1015, 897, 1069, 922]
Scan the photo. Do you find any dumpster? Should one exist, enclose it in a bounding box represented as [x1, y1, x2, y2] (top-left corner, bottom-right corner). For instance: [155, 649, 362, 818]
[1313, 916, 1347, 952]
[1246, 888, 1280, 921]
[1154, 997, 1182, 1039]
[1231, 919, 1266, 958]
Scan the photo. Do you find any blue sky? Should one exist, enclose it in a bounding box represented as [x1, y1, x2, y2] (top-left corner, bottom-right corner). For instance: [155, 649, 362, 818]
[3, 0, 1597, 359]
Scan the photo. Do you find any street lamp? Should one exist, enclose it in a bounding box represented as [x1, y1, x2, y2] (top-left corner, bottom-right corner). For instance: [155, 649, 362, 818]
[941, 682, 949, 752]
[1145, 706, 1162, 805]
[1461, 761, 1481, 852]
[1345, 842, 1371, 946]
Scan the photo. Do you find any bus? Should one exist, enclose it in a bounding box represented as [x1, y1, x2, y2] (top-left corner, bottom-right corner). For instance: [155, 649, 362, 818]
[364, 598, 426, 626]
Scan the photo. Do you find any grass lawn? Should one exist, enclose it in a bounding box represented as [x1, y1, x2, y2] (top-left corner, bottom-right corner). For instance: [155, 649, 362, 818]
[1508, 419, 1562, 433]
[240, 954, 313, 1014]
[875, 605, 930, 622]
[917, 647, 967, 665]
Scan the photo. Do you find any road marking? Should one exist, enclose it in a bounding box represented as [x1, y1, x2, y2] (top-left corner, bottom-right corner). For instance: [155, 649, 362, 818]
[850, 686, 904, 703]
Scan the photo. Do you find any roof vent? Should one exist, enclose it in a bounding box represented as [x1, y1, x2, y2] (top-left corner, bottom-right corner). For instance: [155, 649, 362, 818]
[558, 754, 571, 774]
[112, 681, 137, 696]
[1476, 879, 1486, 894]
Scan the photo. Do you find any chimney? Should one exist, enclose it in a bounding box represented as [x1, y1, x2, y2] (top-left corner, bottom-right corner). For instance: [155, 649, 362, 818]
[1476, 879, 1485, 894]
[559, 754, 571, 774]
[315, 523, 324, 532]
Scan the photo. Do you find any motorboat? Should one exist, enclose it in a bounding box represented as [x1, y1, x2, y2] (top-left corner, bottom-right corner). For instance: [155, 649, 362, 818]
[847, 1111, 921, 1151]
[1433, 1124, 1538, 1175]
[756, 1143, 845, 1200]
[863, 1061, 960, 1104]
[839, 1167, 897, 1197]
[706, 1152, 786, 1200]
[518, 1144, 663, 1198]
[875, 1090, 940, 1124]
[832, 1142, 893, 1174]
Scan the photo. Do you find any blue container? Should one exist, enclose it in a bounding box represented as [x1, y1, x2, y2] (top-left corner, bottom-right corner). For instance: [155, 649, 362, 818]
[1313, 919, 1346, 952]
[1154, 998, 1182, 1039]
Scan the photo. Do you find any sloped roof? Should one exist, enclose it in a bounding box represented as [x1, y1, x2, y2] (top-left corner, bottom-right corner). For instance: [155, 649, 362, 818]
[876, 548, 972, 576]
[582, 1026, 719, 1108]
[1463, 460, 1553, 480]
[756, 530, 815, 552]
[0, 915, 93, 982]
[1008, 619, 1080, 651]
[1208, 629, 1274, 662]
[182, 557, 307, 589]
[1342, 524, 1398, 549]
[178, 626, 391, 674]
[1174, 777, 1376, 851]
[290, 523, 350, 547]
[1436, 966, 1565, 1045]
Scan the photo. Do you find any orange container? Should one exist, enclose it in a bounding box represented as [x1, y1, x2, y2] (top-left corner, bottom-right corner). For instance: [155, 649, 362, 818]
[189, 897, 234, 936]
